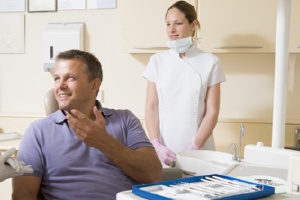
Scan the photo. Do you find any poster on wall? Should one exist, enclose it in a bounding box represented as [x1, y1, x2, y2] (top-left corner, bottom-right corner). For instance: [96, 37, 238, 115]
[0, 0, 25, 12]
[28, 0, 57, 12]
[0, 14, 24, 54]
[58, 0, 86, 10]
[87, 0, 116, 9]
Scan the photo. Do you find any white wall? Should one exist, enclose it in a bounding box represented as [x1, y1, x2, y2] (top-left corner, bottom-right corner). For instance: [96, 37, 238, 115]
[218, 53, 300, 121]
[0, 8, 300, 142]
[0, 9, 149, 117]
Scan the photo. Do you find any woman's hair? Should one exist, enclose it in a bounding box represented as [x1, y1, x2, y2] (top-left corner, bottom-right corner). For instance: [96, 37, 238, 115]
[166, 0, 200, 36]
[56, 49, 103, 82]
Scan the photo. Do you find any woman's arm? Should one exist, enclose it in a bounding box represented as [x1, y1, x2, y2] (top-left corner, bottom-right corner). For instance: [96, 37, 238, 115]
[144, 81, 176, 166]
[194, 83, 221, 148]
[145, 81, 160, 140]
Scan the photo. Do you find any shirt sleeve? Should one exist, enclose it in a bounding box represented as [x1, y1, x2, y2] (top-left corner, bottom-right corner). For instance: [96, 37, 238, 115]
[142, 55, 156, 83]
[17, 122, 44, 178]
[209, 57, 226, 87]
[124, 110, 152, 150]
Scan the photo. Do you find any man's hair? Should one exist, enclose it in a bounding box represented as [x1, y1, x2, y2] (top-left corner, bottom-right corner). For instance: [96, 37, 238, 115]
[56, 49, 103, 82]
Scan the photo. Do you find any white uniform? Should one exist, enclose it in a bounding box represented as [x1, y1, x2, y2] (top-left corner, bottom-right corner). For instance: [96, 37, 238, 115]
[143, 45, 226, 153]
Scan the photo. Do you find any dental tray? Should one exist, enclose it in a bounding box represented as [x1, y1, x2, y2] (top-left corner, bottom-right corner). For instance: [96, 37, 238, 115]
[132, 174, 275, 200]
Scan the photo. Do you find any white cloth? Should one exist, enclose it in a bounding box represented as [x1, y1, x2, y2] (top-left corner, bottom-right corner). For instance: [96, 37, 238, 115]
[143, 45, 226, 153]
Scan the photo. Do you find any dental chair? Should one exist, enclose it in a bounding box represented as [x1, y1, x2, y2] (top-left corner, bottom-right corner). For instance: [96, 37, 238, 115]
[44, 88, 59, 116]
[44, 89, 183, 181]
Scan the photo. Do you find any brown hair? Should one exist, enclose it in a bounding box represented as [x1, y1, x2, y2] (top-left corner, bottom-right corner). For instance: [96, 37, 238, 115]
[56, 49, 103, 82]
[166, 1, 200, 36]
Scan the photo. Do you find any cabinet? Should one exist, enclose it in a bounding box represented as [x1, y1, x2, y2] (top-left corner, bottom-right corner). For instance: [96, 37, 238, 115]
[121, 0, 197, 53]
[289, 0, 300, 53]
[197, 0, 277, 53]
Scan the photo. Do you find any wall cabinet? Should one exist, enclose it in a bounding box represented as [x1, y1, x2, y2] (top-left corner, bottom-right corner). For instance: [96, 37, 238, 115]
[121, 0, 298, 54]
[121, 0, 197, 53]
[197, 0, 277, 53]
[289, 0, 300, 53]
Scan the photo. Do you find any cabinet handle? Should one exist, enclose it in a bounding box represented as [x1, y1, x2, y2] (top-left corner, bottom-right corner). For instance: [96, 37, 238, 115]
[214, 46, 263, 49]
[133, 46, 168, 50]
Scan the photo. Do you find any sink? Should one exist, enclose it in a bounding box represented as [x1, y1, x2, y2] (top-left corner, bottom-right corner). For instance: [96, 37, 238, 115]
[176, 150, 237, 175]
[176, 144, 300, 179]
[223, 162, 288, 180]
[175, 145, 298, 194]
[176, 149, 288, 179]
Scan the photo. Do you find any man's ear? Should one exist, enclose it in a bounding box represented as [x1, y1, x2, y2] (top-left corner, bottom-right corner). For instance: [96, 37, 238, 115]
[92, 78, 101, 93]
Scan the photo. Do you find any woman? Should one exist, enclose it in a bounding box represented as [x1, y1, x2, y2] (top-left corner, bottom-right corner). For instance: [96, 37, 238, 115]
[143, 0, 226, 166]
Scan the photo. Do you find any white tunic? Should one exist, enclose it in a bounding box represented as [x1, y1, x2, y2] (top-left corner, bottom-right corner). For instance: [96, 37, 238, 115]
[143, 45, 226, 153]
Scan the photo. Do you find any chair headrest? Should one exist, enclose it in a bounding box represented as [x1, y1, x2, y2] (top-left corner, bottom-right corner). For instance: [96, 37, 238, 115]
[44, 88, 59, 116]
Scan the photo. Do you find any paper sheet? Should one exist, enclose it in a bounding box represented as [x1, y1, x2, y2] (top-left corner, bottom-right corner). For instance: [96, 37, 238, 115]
[28, 0, 56, 12]
[87, 0, 116, 9]
[58, 0, 86, 10]
[0, 14, 24, 54]
[0, 0, 25, 12]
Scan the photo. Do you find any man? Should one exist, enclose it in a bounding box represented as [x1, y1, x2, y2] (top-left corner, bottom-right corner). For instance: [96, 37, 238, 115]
[0, 147, 32, 182]
[12, 49, 162, 200]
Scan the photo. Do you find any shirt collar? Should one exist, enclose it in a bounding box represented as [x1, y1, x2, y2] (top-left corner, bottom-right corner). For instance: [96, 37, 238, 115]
[51, 100, 113, 123]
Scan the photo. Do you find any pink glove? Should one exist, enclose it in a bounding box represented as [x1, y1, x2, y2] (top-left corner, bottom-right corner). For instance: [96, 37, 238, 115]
[186, 142, 201, 150]
[151, 139, 176, 166]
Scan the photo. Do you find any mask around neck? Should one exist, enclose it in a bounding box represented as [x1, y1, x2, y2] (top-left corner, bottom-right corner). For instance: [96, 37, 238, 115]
[166, 36, 193, 53]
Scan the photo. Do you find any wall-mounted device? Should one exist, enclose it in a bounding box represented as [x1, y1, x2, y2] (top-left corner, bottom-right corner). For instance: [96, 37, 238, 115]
[287, 155, 300, 196]
[43, 22, 84, 73]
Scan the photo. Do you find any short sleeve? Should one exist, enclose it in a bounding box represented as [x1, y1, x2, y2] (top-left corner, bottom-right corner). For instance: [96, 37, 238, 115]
[142, 55, 156, 82]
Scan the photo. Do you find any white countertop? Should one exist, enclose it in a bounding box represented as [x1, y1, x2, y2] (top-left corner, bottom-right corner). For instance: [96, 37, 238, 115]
[0, 138, 21, 151]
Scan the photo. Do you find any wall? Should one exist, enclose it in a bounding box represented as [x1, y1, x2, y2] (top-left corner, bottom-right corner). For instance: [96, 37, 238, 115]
[1, 8, 300, 151]
[0, 9, 148, 116]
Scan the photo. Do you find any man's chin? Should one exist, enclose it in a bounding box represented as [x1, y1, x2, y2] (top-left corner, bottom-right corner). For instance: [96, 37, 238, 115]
[58, 103, 70, 111]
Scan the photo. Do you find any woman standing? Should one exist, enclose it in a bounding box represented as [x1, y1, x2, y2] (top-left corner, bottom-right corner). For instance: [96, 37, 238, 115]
[143, 1, 226, 166]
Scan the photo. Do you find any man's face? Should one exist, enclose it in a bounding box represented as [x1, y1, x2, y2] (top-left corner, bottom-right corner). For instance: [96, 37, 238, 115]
[53, 59, 95, 112]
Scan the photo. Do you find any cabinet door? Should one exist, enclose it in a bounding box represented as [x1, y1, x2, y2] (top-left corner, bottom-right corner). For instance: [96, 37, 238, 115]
[289, 0, 300, 53]
[121, 0, 197, 53]
[198, 0, 277, 53]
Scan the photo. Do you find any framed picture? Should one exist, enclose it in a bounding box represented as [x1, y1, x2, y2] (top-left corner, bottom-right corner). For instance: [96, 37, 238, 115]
[28, 0, 57, 12]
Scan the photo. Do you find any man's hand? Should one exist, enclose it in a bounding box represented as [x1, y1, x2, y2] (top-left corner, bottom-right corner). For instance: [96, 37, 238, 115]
[66, 106, 107, 147]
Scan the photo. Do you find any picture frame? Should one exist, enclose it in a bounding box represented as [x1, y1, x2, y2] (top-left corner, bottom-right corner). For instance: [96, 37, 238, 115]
[28, 0, 57, 13]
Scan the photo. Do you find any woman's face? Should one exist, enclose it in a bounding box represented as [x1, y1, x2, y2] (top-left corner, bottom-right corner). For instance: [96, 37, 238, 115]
[165, 7, 196, 40]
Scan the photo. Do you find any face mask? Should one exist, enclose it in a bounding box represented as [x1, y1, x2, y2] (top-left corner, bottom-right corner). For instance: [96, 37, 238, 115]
[166, 36, 193, 53]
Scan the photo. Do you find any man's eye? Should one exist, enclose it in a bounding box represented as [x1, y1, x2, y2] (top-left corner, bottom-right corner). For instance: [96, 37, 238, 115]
[68, 76, 75, 81]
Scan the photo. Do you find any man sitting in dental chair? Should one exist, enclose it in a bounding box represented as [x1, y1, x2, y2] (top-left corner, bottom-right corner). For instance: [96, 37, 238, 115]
[12, 49, 162, 200]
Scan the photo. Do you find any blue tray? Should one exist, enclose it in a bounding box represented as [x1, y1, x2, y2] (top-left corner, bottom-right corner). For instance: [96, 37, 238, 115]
[132, 174, 275, 200]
